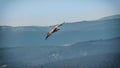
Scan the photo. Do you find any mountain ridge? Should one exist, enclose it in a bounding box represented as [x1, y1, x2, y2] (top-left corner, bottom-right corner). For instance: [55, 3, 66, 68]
[0, 14, 120, 27]
[0, 14, 120, 47]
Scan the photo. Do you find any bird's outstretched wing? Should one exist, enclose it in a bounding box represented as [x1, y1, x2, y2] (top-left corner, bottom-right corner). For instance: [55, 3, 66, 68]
[45, 33, 50, 40]
[56, 23, 64, 27]
[45, 28, 54, 40]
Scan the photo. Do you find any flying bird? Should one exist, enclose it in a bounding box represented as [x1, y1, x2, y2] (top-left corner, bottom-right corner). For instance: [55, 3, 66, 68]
[45, 23, 64, 40]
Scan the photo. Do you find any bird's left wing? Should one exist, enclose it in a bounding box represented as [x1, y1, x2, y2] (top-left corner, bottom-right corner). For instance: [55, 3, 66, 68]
[45, 32, 51, 40]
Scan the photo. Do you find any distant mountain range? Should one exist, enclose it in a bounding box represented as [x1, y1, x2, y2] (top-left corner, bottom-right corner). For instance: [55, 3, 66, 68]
[0, 14, 120, 47]
[100, 14, 120, 20]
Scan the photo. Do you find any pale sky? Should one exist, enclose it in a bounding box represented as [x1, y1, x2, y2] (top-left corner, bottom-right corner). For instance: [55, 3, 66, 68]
[0, 0, 120, 26]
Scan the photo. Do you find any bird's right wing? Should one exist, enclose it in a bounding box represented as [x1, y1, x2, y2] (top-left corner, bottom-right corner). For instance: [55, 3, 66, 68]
[58, 23, 64, 27]
[55, 23, 64, 28]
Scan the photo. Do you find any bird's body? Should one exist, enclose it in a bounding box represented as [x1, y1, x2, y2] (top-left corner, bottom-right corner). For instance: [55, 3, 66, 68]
[45, 23, 64, 40]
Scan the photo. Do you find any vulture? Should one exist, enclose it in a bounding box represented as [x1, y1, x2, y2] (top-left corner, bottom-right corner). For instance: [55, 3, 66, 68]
[45, 23, 64, 40]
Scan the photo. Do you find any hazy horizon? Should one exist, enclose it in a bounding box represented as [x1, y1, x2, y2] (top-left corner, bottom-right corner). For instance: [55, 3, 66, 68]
[0, 13, 120, 27]
[0, 0, 120, 26]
